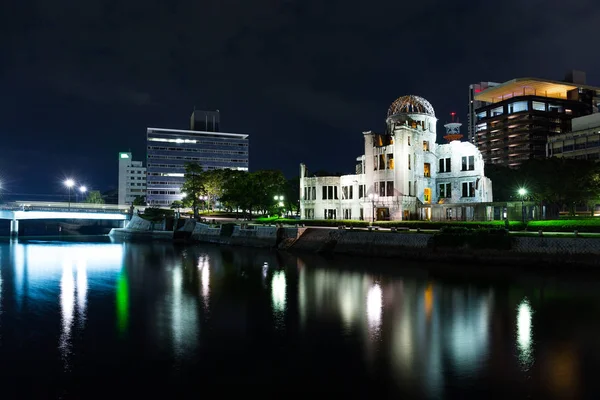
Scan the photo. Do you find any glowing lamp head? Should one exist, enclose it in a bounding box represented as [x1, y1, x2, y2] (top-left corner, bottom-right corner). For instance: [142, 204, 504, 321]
[518, 188, 527, 196]
[64, 179, 75, 188]
[79, 186, 87, 193]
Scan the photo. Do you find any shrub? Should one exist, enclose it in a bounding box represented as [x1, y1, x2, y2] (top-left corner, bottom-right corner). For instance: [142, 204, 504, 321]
[141, 207, 174, 222]
[526, 219, 600, 233]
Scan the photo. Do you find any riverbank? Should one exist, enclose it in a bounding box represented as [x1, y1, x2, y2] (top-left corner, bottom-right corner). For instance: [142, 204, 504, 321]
[111, 216, 600, 267]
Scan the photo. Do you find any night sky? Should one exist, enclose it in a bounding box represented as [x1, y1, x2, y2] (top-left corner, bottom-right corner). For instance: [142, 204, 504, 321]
[2, 0, 599, 198]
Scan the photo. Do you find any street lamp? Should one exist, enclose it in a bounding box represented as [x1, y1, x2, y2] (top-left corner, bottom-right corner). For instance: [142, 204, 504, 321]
[274, 195, 284, 216]
[64, 179, 75, 210]
[518, 187, 527, 223]
[199, 195, 208, 212]
[368, 193, 379, 223]
[79, 185, 87, 203]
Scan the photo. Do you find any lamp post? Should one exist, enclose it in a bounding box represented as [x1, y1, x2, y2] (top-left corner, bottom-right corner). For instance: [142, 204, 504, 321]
[368, 193, 379, 223]
[518, 188, 527, 223]
[64, 179, 75, 210]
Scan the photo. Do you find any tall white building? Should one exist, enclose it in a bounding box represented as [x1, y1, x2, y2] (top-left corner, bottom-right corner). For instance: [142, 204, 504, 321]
[300, 95, 493, 222]
[118, 152, 147, 205]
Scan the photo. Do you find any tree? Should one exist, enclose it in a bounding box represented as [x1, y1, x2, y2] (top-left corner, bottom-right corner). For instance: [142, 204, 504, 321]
[133, 196, 146, 206]
[181, 163, 205, 219]
[202, 169, 226, 211]
[250, 170, 287, 215]
[220, 170, 252, 216]
[486, 158, 600, 216]
[171, 200, 184, 214]
[84, 190, 105, 204]
[284, 176, 300, 216]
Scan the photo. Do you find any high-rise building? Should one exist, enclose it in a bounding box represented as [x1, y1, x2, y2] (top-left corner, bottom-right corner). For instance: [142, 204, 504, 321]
[468, 82, 500, 144]
[146, 124, 249, 207]
[473, 71, 600, 167]
[118, 152, 147, 205]
[190, 109, 220, 132]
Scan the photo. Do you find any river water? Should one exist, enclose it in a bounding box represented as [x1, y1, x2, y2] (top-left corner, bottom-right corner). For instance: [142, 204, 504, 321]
[0, 238, 599, 399]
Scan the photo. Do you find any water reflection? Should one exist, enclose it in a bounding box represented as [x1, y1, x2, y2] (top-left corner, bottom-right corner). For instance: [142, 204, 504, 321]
[116, 269, 129, 335]
[76, 259, 88, 328]
[298, 266, 494, 397]
[170, 263, 199, 359]
[366, 283, 382, 333]
[271, 270, 286, 313]
[1, 241, 599, 397]
[199, 255, 210, 303]
[517, 297, 534, 370]
[59, 260, 75, 369]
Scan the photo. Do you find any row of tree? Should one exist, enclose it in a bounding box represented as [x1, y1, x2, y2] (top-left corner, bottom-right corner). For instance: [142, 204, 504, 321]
[178, 163, 298, 218]
[486, 158, 600, 215]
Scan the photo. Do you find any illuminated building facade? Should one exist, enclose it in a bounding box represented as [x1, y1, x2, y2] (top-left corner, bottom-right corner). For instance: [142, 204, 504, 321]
[300, 95, 493, 222]
[117, 152, 147, 205]
[146, 127, 249, 206]
[474, 71, 600, 167]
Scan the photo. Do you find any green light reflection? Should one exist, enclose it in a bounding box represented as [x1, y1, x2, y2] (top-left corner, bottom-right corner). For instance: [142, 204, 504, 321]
[116, 269, 129, 336]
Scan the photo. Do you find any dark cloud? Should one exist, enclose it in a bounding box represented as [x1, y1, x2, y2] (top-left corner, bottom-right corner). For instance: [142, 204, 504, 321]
[2, 0, 600, 193]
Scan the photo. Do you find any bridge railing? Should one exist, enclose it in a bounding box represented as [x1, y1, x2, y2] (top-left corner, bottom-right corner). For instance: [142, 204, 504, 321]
[0, 201, 129, 214]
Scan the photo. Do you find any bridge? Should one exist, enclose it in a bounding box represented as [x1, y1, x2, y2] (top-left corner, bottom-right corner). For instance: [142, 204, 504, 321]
[0, 201, 130, 237]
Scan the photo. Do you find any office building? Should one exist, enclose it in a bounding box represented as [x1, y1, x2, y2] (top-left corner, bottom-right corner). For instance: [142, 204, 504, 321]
[468, 82, 500, 144]
[300, 95, 493, 222]
[118, 152, 147, 205]
[473, 71, 600, 167]
[547, 113, 600, 160]
[146, 123, 249, 206]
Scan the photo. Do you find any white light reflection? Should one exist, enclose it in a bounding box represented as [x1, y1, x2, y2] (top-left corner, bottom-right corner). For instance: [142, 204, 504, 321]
[367, 283, 382, 332]
[271, 270, 286, 313]
[517, 297, 534, 370]
[76, 259, 88, 328]
[170, 265, 199, 360]
[198, 256, 210, 300]
[59, 260, 75, 370]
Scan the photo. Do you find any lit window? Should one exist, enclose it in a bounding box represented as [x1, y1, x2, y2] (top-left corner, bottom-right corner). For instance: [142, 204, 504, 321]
[508, 101, 528, 113]
[532, 101, 545, 111]
[424, 163, 431, 178]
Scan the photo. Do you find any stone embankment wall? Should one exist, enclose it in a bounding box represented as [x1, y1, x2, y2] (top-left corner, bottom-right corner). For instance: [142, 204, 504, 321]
[286, 228, 600, 266]
[288, 228, 432, 257]
[190, 224, 303, 248]
[512, 236, 600, 254]
[125, 216, 152, 230]
[109, 215, 173, 241]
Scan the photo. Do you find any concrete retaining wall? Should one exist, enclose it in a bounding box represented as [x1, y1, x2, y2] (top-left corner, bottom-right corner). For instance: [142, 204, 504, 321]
[288, 228, 433, 257]
[125, 215, 152, 230]
[228, 225, 278, 247]
[191, 223, 222, 243]
[109, 228, 173, 241]
[513, 236, 600, 254]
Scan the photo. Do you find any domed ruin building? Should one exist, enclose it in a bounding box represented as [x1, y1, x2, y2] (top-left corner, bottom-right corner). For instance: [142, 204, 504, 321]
[299, 95, 493, 221]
